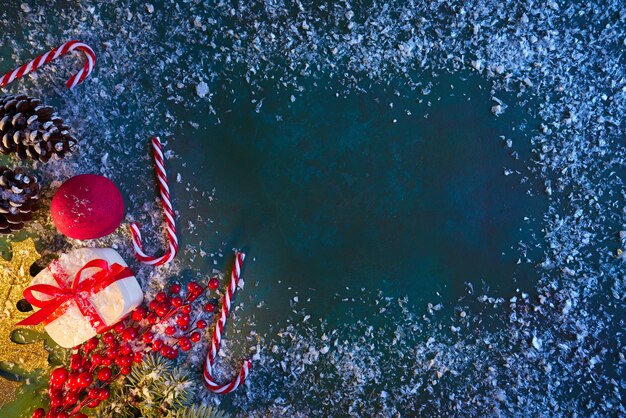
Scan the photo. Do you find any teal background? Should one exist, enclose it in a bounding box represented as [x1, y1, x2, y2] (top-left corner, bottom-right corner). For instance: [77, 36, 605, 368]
[171, 73, 546, 331]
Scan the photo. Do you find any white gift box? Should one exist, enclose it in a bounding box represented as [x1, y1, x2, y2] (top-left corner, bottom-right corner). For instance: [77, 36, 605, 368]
[28, 248, 143, 348]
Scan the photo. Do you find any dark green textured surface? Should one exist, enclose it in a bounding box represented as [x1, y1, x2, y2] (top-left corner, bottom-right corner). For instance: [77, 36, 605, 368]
[170, 73, 546, 328]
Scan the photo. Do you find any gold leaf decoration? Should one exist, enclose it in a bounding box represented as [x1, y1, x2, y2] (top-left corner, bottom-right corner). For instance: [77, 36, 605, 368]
[0, 238, 48, 405]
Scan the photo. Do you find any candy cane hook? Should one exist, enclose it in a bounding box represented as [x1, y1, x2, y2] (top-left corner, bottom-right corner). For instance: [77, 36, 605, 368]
[0, 40, 96, 90]
[129, 137, 179, 266]
[203, 252, 252, 394]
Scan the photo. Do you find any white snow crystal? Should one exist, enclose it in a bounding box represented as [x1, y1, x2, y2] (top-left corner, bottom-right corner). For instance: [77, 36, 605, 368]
[471, 59, 483, 71]
[531, 336, 542, 350]
[196, 81, 209, 98]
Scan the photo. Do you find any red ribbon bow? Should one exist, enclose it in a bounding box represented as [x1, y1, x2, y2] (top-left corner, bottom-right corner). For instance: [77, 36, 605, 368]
[17, 258, 134, 333]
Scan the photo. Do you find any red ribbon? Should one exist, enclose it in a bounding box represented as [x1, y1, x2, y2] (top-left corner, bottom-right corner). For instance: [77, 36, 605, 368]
[17, 258, 134, 333]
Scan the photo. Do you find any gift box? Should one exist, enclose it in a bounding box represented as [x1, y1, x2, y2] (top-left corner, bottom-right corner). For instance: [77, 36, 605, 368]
[18, 248, 143, 348]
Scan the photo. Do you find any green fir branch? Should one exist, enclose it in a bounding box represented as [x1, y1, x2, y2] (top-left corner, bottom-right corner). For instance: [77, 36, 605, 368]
[172, 405, 230, 418]
[92, 354, 227, 418]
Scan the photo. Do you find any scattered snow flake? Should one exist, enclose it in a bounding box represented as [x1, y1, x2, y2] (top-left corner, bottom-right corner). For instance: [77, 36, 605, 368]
[196, 81, 209, 98]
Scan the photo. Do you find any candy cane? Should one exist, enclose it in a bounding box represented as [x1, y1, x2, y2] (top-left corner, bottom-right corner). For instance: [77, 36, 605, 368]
[129, 137, 178, 266]
[0, 40, 96, 90]
[203, 252, 252, 394]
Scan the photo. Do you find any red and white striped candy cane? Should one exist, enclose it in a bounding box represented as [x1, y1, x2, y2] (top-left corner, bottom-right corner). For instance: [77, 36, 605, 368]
[203, 252, 252, 394]
[129, 137, 178, 266]
[0, 40, 96, 90]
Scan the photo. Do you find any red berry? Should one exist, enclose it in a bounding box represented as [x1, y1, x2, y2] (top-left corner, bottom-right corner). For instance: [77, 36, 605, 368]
[204, 302, 216, 312]
[190, 332, 201, 343]
[114, 322, 125, 333]
[187, 282, 200, 292]
[123, 355, 133, 367]
[50, 379, 64, 390]
[67, 374, 80, 390]
[91, 353, 104, 366]
[149, 300, 158, 311]
[171, 296, 183, 307]
[170, 284, 181, 294]
[179, 324, 189, 331]
[64, 391, 79, 406]
[120, 366, 131, 375]
[57, 413, 69, 418]
[131, 308, 146, 322]
[187, 292, 199, 302]
[50, 367, 68, 384]
[83, 337, 98, 352]
[142, 332, 154, 343]
[122, 327, 138, 342]
[32, 408, 45, 418]
[106, 347, 118, 359]
[97, 367, 112, 381]
[88, 387, 100, 398]
[155, 305, 169, 317]
[81, 360, 92, 371]
[156, 292, 167, 302]
[101, 357, 113, 367]
[165, 326, 176, 336]
[196, 320, 207, 329]
[102, 333, 115, 345]
[147, 313, 158, 325]
[168, 347, 179, 359]
[77, 371, 93, 388]
[176, 314, 190, 327]
[120, 344, 132, 355]
[50, 395, 63, 408]
[181, 305, 192, 314]
[87, 398, 100, 408]
[133, 352, 143, 363]
[208, 277, 220, 290]
[157, 299, 171, 312]
[159, 345, 170, 357]
[152, 339, 163, 350]
[70, 354, 82, 371]
[98, 388, 110, 400]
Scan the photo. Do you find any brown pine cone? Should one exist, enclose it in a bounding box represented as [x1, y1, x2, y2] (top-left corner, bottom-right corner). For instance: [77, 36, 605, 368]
[0, 94, 77, 162]
[0, 166, 40, 234]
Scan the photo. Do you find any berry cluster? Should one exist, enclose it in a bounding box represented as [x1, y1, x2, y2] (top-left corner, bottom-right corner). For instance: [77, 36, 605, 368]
[33, 277, 222, 418]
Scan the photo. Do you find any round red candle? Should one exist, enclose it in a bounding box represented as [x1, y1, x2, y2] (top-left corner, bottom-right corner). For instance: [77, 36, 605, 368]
[51, 174, 124, 240]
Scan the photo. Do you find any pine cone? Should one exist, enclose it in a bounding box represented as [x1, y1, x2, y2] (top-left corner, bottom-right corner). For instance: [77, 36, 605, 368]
[0, 166, 40, 234]
[0, 94, 77, 162]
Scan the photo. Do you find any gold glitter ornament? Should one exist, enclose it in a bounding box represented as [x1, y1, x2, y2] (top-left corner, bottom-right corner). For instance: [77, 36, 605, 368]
[0, 238, 48, 405]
